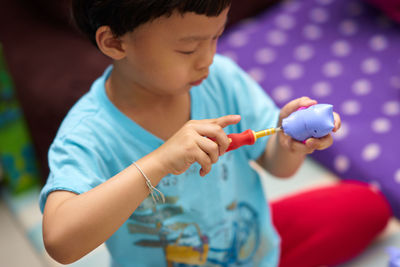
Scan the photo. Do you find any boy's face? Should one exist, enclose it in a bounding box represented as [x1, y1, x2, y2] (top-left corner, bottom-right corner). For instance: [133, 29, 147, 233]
[118, 7, 229, 96]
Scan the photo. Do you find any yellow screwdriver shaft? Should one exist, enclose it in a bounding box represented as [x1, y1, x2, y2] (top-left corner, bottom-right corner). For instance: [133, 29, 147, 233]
[254, 126, 282, 140]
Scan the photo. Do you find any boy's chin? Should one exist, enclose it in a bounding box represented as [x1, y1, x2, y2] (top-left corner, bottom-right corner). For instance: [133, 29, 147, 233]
[160, 85, 192, 95]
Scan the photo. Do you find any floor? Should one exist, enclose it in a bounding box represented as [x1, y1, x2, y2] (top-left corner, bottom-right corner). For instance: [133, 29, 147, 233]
[1, 157, 399, 267]
[0, 200, 43, 267]
[0, 193, 110, 267]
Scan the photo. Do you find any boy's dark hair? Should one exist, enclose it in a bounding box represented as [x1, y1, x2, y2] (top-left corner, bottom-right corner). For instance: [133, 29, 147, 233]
[72, 0, 232, 47]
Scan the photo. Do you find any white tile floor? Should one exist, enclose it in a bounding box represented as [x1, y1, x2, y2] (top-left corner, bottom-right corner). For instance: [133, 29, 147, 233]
[0, 200, 44, 267]
[0, 192, 110, 267]
[1, 157, 399, 266]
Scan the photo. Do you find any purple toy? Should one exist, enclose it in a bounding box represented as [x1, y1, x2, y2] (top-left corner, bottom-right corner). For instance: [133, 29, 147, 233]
[282, 104, 335, 142]
[387, 247, 400, 267]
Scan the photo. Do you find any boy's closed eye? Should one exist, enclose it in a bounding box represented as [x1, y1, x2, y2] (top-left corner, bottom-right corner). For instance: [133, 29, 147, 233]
[175, 41, 199, 55]
[176, 34, 223, 55]
[178, 50, 196, 55]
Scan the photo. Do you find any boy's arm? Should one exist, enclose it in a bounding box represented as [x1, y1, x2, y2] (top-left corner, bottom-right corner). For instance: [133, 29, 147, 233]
[42, 115, 240, 264]
[257, 132, 307, 178]
[43, 153, 167, 264]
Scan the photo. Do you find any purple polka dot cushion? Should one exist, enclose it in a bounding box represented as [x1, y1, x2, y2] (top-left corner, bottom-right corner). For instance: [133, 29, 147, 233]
[219, 0, 400, 217]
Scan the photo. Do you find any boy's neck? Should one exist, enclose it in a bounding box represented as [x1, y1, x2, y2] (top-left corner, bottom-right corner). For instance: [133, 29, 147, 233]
[105, 69, 191, 140]
[106, 70, 179, 111]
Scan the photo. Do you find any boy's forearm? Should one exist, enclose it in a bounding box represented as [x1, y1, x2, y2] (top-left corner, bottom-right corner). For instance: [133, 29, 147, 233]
[43, 152, 168, 264]
[257, 133, 305, 178]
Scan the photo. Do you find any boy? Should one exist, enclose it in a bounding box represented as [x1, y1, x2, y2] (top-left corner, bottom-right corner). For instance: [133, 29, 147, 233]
[40, 1, 391, 266]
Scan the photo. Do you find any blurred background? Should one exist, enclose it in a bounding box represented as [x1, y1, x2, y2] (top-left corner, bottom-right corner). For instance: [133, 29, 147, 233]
[1, 0, 400, 266]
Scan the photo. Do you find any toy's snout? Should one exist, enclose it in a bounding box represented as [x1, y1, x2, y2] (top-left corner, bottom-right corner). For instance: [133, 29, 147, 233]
[282, 104, 335, 142]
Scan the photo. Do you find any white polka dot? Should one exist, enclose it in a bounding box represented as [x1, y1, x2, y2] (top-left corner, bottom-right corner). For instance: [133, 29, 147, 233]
[294, 44, 314, 61]
[331, 40, 351, 57]
[390, 76, 400, 89]
[369, 181, 381, 192]
[347, 2, 364, 16]
[333, 121, 349, 140]
[220, 51, 238, 62]
[334, 155, 350, 173]
[303, 24, 322, 40]
[371, 118, 391, 133]
[247, 68, 265, 83]
[310, 8, 329, 23]
[352, 79, 372, 95]
[394, 169, 400, 183]
[228, 32, 248, 47]
[312, 81, 332, 97]
[266, 30, 288, 46]
[339, 20, 358, 36]
[283, 63, 304, 80]
[341, 100, 361, 115]
[362, 143, 381, 161]
[323, 61, 343, 77]
[361, 58, 381, 74]
[382, 101, 400, 116]
[369, 35, 388, 51]
[254, 48, 276, 64]
[275, 14, 296, 30]
[316, 0, 334, 5]
[272, 85, 293, 103]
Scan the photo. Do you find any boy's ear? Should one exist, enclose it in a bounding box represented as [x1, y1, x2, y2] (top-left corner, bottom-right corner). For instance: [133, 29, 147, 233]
[96, 26, 126, 60]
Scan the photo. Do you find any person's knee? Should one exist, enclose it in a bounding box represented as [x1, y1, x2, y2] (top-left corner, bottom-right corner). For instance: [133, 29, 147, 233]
[337, 182, 392, 233]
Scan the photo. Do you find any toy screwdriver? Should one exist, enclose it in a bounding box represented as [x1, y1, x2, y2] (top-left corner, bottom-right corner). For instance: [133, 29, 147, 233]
[222, 103, 335, 152]
[224, 127, 282, 152]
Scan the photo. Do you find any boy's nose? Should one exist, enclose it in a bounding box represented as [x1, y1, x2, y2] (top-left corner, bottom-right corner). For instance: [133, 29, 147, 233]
[195, 54, 213, 71]
[195, 45, 216, 70]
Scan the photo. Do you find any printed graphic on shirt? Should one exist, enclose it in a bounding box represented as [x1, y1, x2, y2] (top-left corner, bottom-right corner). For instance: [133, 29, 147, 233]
[159, 153, 233, 189]
[127, 197, 261, 267]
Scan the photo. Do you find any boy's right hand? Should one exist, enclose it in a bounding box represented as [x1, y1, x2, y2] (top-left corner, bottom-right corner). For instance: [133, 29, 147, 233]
[154, 115, 241, 177]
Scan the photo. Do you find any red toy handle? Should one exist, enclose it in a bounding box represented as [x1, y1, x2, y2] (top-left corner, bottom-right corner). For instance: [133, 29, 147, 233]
[226, 129, 256, 152]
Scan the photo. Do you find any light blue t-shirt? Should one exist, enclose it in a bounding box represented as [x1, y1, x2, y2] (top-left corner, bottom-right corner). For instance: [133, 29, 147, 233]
[40, 55, 281, 267]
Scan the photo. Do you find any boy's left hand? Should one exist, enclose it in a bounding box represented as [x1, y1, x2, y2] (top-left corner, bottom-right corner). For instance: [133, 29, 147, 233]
[278, 97, 341, 154]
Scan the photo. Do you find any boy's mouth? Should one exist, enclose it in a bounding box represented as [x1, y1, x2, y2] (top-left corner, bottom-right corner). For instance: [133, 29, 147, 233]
[190, 76, 208, 86]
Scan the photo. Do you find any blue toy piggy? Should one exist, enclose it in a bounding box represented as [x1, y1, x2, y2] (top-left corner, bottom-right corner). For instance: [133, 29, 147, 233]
[282, 104, 335, 142]
[387, 247, 400, 267]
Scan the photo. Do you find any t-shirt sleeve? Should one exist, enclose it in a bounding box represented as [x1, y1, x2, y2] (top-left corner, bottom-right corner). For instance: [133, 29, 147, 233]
[39, 135, 107, 213]
[214, 55, 280, 160]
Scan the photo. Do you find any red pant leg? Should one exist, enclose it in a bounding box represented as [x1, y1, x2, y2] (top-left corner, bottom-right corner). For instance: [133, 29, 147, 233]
[271, 182, 392, 267]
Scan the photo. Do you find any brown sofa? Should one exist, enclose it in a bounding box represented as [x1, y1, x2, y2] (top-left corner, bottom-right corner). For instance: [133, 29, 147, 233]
[0, 0, 278, 183]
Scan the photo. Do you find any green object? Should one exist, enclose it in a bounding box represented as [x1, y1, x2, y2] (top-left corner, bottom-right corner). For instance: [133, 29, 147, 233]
[0, 44, 40, 194]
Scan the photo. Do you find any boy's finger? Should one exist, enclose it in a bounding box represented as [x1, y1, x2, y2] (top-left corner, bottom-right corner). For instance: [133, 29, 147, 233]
[196, 150, 212, 177]
[333, 112, 341, 132]
[194, 123, 230, 154]
[289, 140, 315, 154]
[213, 115, 241, 128]
[282, 97, 317, 118]
[197, 137, 220, 164]
[305, 135, 333, 151]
